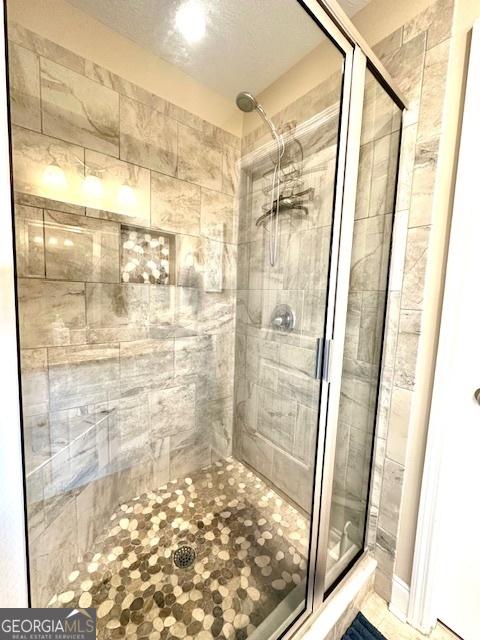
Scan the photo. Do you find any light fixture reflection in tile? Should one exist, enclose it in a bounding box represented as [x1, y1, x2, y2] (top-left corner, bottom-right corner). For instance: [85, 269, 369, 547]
[63, 239, 74, 247]
[33, 236, 43, 245]
[43, 163, 67, 190]
[83, 174, 103, 199]
[48, 237, 58, 246]
[175, 0, 206, 44]
[117, 183, 137, 212]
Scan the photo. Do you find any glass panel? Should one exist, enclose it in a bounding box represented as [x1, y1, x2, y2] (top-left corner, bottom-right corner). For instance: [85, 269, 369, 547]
[7, 0, 347, 635]
[325, 69, 402, 590]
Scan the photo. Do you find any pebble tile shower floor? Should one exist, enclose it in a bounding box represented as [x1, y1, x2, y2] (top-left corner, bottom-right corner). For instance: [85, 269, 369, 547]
[50, 458, 309, 640]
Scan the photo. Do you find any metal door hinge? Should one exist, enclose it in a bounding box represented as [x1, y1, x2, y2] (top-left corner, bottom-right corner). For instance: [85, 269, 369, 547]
[315, 338, 333, 382]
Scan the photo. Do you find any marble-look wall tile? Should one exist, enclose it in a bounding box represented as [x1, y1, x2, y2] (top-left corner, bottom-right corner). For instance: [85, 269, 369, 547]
[119, 338, 174, 394]
[386, 387, 412, 466]
[40, 58, 119, 156]
[239, 429, 273, 478]
[222, 145, 240, 196]
[408, 139, 439, 228]
[349, 214, 392, 292]
[382, 32, 426, 127]
[120, 95, 177, 175]
[151, 171, 200, 236]
[149, 384, 196, 438]
[149, 285, 175, 338]
[271, 448, 313, 513]
[48, 343, 119, 411]
[177, 123, 222, 191]
[85, 149, 151, 226]
[200, 188, 236, 244]
[197, 396, 233, 459]
[15, 191, 86, 217]
[257, 386, 295, 452]
[18, 278, 86, 348]
[44, 210, 119, 283]
[169, 431, 211, 480]
[417, 39, 450, 143]
[377, 458, 404, 537]
[21, 348, 49, 416]
[8, 41, 41, 131]
[14, 204, 45, 277]
[401, 225, 430, 310]
[393, 310, 421, 390]
[372, 28, 403, 61]
[12, 126, 86, 205]
[402, 0, 453, 50]
[86, 283, 149, 343]
[395, 124, 417, 212]
[8, 22, 85, 75]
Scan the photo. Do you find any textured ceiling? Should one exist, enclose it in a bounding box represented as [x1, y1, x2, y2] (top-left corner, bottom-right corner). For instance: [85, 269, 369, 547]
[66, 0, 370, 100]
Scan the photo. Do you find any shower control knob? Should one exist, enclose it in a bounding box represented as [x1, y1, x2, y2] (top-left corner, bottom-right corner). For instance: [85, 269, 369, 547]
[270, 304, 295, 333]
[474, 389, 480, 404]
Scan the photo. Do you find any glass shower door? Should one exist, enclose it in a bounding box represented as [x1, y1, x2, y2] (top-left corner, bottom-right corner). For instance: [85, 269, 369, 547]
[232, 12, 356, 635]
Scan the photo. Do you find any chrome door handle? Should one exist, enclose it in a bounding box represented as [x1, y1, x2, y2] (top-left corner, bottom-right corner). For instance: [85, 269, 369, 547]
[474, 389, 480, 404]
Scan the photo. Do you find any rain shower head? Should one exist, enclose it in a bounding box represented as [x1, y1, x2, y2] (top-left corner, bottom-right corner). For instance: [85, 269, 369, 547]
[235, 91, 258, 113]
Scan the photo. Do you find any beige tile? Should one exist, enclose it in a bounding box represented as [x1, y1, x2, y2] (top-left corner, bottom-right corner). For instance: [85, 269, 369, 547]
[151, 171, 200, 236]
[8, 41, 41, 131]
[12, 126, 85, 206]
[18, 278, 86, 348]
[44, 210, 119, 282]
[84, 149, 151, 226]
[14, 204, 45, 278]
[431, 623, 459, 640]
[41, 58, 119, 156]
[177, 123, 222, 191]
[361, 592, 389, 628]
[120, 95, 177, 175]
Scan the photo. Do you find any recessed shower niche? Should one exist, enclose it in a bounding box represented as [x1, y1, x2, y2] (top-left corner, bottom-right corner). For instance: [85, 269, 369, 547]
[6, 0, 404, 637]
[120, 225, 175, 285]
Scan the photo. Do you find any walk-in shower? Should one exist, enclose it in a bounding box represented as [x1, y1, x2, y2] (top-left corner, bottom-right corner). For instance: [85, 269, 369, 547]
[5, 0, 404, 638]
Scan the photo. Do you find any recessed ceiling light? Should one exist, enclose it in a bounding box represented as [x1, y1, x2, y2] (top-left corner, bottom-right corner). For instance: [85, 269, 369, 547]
[175, 0, 206, 44]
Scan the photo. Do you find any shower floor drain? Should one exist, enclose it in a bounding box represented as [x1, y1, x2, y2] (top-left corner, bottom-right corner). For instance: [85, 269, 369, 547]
[173, 545, 196, 569]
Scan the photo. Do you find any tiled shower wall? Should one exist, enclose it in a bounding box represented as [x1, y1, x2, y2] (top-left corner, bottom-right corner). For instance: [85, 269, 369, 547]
[366, 0, 454, 599]
[8, 22, 239, 604]
[233, 71, 343, 513]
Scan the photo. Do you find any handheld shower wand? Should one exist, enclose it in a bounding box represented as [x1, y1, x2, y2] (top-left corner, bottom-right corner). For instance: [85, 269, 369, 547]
[236, 91, 285, 266]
